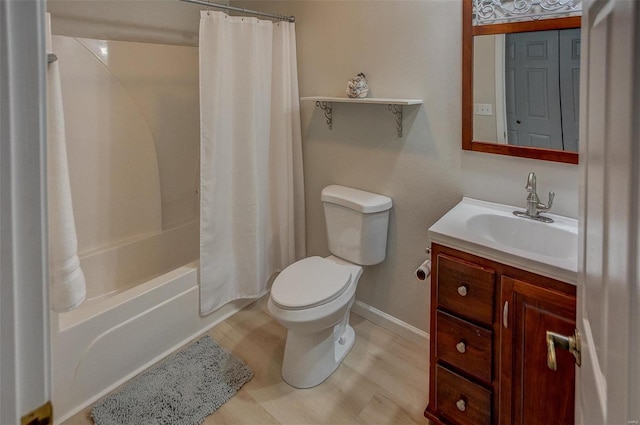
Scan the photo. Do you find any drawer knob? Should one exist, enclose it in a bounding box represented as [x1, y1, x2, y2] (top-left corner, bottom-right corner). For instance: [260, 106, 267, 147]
[457, 285, 468, 297]
[456, 398, 466, 412]
[456, 341, 466, 353]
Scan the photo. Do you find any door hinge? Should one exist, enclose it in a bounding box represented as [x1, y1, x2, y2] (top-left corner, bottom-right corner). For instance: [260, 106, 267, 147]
[21, 401, 52, 425]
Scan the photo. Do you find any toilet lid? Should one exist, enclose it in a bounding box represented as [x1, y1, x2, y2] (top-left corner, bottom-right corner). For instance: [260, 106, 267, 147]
[271, 256, 352, 309]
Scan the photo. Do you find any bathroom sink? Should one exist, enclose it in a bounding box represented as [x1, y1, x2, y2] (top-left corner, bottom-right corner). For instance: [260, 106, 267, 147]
[428, 198, 578, 284]
[466, 213, 577, 259]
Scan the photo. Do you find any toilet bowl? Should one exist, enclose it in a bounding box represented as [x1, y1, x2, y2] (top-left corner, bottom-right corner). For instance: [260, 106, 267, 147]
[267, 256, 363, 388]
[268, 185, 392, 389]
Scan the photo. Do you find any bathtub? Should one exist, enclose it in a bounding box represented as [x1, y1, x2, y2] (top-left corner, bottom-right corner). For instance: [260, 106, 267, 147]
[51, 221, 252, 423]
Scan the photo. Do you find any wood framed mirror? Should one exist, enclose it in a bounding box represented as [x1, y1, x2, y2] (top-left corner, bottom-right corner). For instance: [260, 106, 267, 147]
[462, 0, 581, 164]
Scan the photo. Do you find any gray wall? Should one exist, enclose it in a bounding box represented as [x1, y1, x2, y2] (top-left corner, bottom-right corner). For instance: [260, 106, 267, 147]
[283, 0, 463, 333]
[48, 0, 579, 333]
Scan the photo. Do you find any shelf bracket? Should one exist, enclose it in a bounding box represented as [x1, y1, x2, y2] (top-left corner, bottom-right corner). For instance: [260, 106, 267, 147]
[388, 104, 403, 137]
[315, 101, 333, 130]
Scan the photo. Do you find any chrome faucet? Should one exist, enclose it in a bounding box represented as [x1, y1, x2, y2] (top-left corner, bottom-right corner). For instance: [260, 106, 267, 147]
[513, 172, 555, 223]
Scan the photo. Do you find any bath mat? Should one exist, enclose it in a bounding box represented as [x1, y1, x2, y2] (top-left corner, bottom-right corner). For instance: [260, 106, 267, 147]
[90, 335, 253, 425]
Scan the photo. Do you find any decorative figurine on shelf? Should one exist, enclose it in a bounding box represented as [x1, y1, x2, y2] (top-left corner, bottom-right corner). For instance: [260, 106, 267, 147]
[346, 73, 369, 98]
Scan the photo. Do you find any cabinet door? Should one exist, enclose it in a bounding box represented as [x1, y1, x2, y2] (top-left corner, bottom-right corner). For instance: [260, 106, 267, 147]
[500, 276, 576, 425]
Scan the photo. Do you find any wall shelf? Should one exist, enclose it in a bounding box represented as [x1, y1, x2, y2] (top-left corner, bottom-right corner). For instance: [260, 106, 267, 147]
[301, 96, 423, 137]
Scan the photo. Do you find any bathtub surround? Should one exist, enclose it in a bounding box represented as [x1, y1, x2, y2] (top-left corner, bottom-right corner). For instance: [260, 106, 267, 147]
[48, 37, 218, 422]
[54, 36, 164, 252]
[199, 11, 305, 315]
[90, 335, 253, 425]
[46, 14, 86, 312]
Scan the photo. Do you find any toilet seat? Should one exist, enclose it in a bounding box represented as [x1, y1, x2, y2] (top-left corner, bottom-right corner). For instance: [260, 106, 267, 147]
[271, 256, 352, 310]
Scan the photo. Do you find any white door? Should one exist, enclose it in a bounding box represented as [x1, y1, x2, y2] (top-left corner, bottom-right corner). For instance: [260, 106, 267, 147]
[577, 0, 640, 423]
[0, 1, 51, 424]
[505, 30, 564, 149]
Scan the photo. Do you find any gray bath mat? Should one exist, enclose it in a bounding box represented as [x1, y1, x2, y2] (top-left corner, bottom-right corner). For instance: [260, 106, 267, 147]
[90, 335, 253, 425]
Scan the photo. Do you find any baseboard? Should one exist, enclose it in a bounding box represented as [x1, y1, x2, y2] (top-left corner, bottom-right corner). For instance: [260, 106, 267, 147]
[351, 300, 430, 347]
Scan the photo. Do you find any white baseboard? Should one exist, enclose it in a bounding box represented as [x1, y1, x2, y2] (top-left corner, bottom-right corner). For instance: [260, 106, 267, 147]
[351, 300, 430, 347]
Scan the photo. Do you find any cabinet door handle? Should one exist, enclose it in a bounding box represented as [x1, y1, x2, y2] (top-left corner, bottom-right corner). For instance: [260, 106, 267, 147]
[546, 329, 582, 370]
[456, 341, 466, 353]
[503, 301, 509, 328]
[457, 285, 468, 297]
[456, 398, 466, 412]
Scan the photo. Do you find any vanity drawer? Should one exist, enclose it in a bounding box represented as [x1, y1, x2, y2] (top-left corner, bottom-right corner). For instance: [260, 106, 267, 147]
[435, 365, 491, 425]
[436, 310, 492, 384]
[437, 254, 495, 326]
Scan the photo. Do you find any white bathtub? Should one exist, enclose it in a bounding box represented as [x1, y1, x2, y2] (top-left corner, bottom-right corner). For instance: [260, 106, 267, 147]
[51, 222, 251, 423]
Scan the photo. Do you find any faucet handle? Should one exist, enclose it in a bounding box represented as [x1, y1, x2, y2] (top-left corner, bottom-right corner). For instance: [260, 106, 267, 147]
[539, 191, 555, 212]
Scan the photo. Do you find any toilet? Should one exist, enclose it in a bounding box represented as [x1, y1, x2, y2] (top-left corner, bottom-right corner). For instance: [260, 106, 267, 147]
[267, 185, 393, 388]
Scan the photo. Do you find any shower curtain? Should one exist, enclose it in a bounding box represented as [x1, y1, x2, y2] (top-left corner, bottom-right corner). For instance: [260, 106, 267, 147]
[199, 11, 305, 315]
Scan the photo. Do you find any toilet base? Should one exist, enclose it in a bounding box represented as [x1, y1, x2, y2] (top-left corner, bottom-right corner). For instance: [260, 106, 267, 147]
[281, 319, 355, 389]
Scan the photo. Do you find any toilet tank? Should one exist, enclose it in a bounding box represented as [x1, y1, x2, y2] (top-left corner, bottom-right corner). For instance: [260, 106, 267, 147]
[321, 185, 393, 266]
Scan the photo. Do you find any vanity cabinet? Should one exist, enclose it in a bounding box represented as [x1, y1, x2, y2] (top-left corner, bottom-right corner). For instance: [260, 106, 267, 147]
[500, 276, 576, 424]
[424, 244, 576, 425]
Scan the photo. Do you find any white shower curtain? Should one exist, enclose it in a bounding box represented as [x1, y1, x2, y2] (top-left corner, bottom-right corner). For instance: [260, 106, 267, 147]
[199, 11, 305, 315]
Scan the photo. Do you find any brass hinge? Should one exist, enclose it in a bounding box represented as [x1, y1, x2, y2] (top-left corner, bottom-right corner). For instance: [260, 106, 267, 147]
[21, 401, 52, 425]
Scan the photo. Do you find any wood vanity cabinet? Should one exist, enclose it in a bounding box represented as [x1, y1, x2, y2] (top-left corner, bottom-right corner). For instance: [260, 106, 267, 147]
[424, 244, 576, 425]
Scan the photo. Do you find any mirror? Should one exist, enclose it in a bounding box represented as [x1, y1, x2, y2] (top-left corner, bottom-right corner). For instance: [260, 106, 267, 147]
[462, 0, 581, 164]
[474, 30, 581, 151]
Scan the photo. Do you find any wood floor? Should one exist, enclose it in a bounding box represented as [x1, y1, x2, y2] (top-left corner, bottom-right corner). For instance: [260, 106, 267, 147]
[62, 300, 430, 425]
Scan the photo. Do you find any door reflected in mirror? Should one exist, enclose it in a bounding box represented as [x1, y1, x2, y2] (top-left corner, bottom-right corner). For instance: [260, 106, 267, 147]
[473, 29, 581, 152]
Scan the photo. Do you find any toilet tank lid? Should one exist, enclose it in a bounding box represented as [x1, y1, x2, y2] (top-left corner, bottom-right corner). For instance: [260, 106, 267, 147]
[321, 185, 393, 213]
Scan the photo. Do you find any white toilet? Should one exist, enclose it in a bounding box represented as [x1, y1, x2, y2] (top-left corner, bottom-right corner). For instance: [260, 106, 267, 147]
[267, 185, 393, 388]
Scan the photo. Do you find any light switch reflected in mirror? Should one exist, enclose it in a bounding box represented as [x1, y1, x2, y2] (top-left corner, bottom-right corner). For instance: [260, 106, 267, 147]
[473, 29, 581, 152]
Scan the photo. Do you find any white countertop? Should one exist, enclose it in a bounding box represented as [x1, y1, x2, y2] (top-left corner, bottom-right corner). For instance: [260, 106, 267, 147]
[428, 198, 578, 285]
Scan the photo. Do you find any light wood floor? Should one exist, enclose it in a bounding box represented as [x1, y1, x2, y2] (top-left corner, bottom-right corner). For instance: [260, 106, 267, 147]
[62, 300, 430, 425]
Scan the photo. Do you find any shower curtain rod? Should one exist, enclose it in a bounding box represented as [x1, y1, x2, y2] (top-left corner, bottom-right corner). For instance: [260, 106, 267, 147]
[179, 0, 295, 22]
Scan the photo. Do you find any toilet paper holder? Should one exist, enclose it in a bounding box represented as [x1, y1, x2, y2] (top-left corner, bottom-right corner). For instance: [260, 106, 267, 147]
[416, 246, 432, 281]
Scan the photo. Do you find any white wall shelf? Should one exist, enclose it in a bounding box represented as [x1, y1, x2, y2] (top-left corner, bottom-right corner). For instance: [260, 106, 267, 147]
[301, 96, 423, 137]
